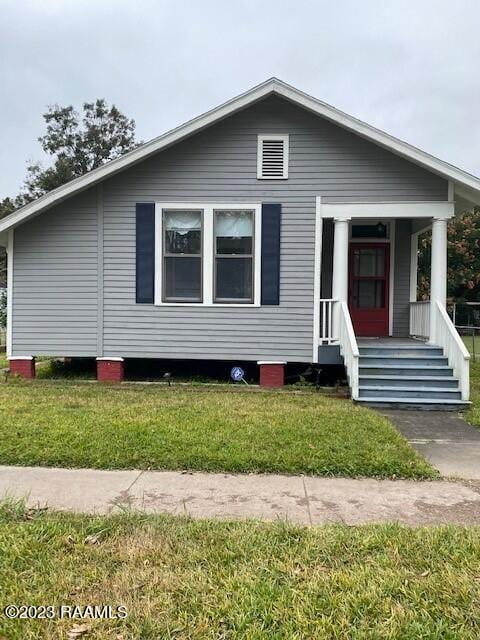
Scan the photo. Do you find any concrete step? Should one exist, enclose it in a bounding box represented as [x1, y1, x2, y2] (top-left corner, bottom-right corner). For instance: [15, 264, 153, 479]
[358, 346, 444, 357]
[359, 365, 453, 377]
[356, 397, 471, 411]
[359, 355, 449, 367]
[351, 341, 465, 409]
[358, 386, 462, 400]
[359, 375, 459, 389]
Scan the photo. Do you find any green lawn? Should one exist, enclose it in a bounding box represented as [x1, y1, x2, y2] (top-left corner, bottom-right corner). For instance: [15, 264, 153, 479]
[462, 335, 480, 362]
[467, 361, 480, 428]
[0, 381, 434, 478]
[0, 504, 478, 639]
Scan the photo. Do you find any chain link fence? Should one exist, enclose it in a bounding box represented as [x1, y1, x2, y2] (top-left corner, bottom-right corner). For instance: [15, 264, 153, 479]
[449, 302, 480, 362]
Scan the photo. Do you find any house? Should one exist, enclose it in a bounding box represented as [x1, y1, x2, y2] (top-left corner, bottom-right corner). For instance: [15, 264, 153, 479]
[0, 78, 475, 407]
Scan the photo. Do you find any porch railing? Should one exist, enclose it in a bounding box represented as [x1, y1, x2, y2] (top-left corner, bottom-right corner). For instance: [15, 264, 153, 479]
[318, 299, 359, 398]
[337, 300, 360, 400]
[409, 301, 430, 339]
[433, 301, 470, 401]
[319, 298, 335, 344]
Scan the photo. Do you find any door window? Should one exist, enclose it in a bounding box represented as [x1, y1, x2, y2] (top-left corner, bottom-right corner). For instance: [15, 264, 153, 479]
[351, 246, 387, 310]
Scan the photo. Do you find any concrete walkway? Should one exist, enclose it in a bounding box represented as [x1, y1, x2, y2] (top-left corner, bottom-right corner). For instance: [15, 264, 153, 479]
[1, 465, 479, 526]
[383, 410, 480, 479]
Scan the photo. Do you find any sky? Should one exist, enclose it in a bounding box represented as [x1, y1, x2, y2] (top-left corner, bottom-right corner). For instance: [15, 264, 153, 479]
[1, 0, 480, 197]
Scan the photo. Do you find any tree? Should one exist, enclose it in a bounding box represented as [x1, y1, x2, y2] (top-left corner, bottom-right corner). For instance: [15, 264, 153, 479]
[1, 99, 138, 220]
[19, 99, 137, 206]
[417, 208, 480, 309]
[0, 99, 139, 289]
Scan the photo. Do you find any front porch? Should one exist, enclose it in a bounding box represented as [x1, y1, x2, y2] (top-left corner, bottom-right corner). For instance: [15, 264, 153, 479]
[314, 199, 470, 406]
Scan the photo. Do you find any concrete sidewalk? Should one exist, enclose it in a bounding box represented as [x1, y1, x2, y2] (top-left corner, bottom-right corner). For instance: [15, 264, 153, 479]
[383, 410, 480, 479]
[0, 465, 479, 526]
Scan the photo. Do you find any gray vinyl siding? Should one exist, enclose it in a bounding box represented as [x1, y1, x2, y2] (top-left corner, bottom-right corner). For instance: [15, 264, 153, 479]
[392, 219, 412, 337]
[11, 95, 447, 360]
[11, 191, 98, 356]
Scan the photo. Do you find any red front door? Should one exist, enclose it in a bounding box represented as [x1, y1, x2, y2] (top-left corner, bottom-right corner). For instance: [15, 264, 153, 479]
[348, 243, 390, 337]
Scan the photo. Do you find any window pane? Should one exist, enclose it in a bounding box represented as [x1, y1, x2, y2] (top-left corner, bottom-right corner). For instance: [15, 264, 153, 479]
[164, 257, 202, 301]
[353, 248, 385, 277]
[351, 224, 387, 239]
[217, 236, 252, 254]
[215, 257, 253, 301]
[352, 280, 385, 308]
[164, 211, 202, 254]
[215, 211, 253, 255]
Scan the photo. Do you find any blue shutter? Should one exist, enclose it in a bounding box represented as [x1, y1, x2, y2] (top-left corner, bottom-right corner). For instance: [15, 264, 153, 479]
[261, 203, 281, 305]
[136, 203, 155, 303]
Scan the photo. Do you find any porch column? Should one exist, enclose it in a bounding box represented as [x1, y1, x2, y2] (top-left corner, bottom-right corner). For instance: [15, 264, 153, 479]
[331, 217, 350, 338]
[429, 217, 448, 343]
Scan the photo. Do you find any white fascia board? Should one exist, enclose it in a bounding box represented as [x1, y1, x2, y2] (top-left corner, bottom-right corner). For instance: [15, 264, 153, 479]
[321, 201, 454, 220]
[1, 77, 480, 234]
[273, 82, 480, 197]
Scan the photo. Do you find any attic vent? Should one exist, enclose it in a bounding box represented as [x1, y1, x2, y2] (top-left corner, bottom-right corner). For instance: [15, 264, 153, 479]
[257, 134, 289, 179]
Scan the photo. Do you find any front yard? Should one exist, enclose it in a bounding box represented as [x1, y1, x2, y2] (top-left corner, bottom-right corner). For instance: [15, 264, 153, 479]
[467, 361, 480, 428]
[0, 504, 478, 640]
[0, 381, 434, 478]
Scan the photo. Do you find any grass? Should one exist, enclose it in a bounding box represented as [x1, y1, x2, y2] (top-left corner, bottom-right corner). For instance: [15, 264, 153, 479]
[0, 380, 434, 478]
[462, 335, 480, 362]
[0, 354, 52, 371]
[0, 503, 479, 639]
[467, 361, 480, 428]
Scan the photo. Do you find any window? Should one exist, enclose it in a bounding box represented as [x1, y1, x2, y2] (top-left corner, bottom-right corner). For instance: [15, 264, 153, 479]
[351, 223, 388, 239]
[162, 210, 202, 302]
[155, 203, 261, 306]
[257, 134, 289, 179]
[353, 247, 385, 278]
[214, 210, 254, 302]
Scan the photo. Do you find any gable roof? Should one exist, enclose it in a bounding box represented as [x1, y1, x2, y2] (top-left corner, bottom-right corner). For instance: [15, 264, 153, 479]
[1, 77, 480, 238]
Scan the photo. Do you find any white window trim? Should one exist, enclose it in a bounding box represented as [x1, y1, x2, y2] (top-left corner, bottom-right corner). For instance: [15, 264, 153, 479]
[154, 202, 262, 307]
[257, 134, 289, 180]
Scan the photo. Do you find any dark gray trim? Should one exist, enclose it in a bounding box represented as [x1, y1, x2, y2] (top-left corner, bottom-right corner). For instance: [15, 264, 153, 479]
[318, 344, 342, 365]
[260, 203, 281, 305]
[136, 203, 156, 304]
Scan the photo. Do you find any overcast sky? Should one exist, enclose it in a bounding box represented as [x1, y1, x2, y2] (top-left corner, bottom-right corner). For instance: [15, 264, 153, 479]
[1, 0, 480, 197]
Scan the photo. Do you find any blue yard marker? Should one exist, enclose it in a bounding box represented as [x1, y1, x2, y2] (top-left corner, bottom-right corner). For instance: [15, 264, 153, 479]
[230, 366, 247, 384]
